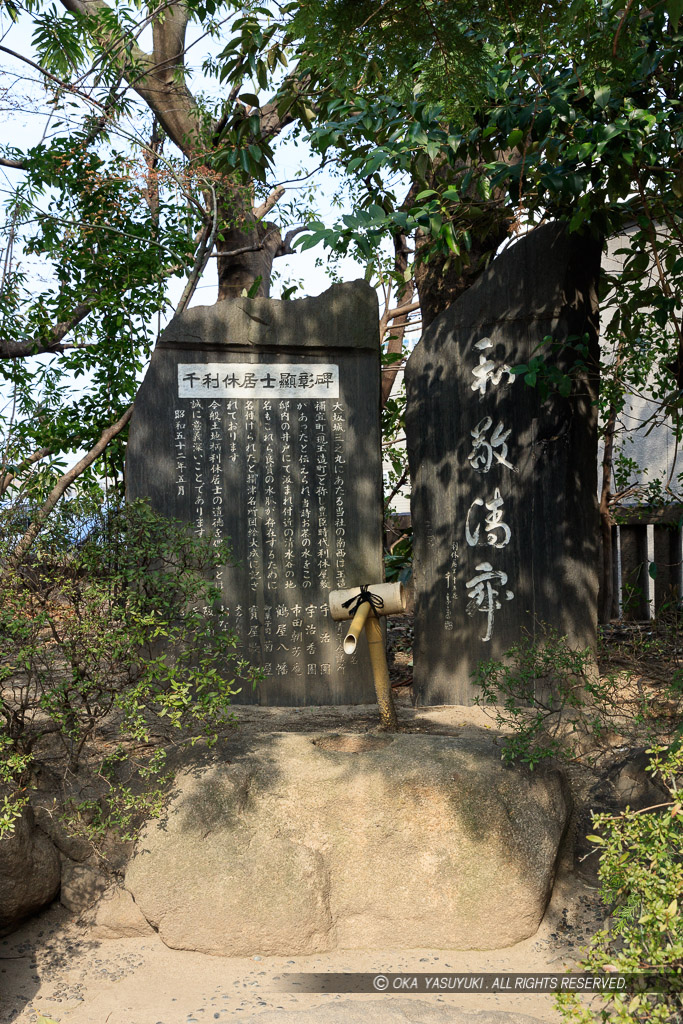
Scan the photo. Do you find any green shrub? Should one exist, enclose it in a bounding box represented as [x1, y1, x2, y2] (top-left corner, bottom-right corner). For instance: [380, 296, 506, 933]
[472, 630, 683, 1022]
[471, 628, 663, 769]
[557, 744, 683, 1024]
[0, 495, 257, 842]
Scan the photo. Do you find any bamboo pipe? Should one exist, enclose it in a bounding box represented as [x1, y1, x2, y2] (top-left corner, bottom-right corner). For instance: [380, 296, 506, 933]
[364, 612, 399, 731]
[329, 582, 406, 621]
[329, 581, 402, 732]
[343, 600, 372, 654]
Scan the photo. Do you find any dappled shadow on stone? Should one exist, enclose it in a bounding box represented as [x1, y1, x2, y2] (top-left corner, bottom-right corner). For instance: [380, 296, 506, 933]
[405, 222, 601, 706]
[123, 709, 571, 958]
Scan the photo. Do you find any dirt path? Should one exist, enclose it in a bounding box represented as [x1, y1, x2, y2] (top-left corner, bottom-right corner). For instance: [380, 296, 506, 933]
[1, 863, 602, 1024]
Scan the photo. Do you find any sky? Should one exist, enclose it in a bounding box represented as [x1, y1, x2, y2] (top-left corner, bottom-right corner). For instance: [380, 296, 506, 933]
[0, 5, 378, 311]
[0, 4, 412, 499]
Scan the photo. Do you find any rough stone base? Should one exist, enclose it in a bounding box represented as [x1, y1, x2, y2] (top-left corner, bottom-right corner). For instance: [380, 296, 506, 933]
[126, 731, 571, 955]
[0, 806, 61, 935]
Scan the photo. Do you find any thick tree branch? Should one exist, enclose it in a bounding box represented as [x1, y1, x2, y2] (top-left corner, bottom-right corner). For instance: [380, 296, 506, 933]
[257, 71, 312, 143]
[0, 302, 94, 359]
[151, 2, 189, 83]
[278, 225, 308, 255]
[211, 83, 241, 146]
[3, 405, 134, 573]
[254, 186, 285, 220]
[59, 0, 202, 156]
[384, 300, 420, 321]
[0, 156, 27, 170]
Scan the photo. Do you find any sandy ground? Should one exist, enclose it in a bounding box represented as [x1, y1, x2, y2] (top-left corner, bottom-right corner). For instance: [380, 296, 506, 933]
[1, 700, 607, 1024]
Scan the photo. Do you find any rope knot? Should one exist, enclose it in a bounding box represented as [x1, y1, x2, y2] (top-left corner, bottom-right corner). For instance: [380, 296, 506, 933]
[341, 584, 384, 618]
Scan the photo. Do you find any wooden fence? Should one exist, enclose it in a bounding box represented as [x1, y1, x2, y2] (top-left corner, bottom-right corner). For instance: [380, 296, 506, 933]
[609, 505, 683, 621]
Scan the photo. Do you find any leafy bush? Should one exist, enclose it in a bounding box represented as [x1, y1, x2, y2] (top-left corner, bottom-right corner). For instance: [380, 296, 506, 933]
[557, 744, 683, 1024]
[471, 629, 658, 768]
[472, 630, 683, 1022]
[0, 495, 257, 842]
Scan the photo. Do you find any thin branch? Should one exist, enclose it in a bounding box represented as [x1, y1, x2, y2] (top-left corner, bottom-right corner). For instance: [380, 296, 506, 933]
[0, 44, 106, 110]
[175, 185, 218, 314]
[0, 446, 52, 498]
[602, 801, 674, 821]
[3, 404, 134, 573]
[386, 464, 410, 507]
[206, 227, 294, 260]
[33, 214, 175, 250]
[612, 0, 636, 58]
[253, 185, 285, 221]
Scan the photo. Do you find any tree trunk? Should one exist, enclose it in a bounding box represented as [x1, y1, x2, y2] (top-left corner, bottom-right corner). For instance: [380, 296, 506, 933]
[216, 216, 284, 300]
[216, 185, 284, 300]
[413, 158, 511, 329]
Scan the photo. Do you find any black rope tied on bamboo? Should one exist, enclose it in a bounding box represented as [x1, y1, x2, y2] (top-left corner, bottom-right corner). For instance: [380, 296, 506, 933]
[341, 584, 384, 618]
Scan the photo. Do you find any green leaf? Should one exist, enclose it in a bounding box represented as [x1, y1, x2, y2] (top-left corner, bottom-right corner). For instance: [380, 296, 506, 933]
[667, 0, 683, 25]
[649, 561, 658, 580]
[594, 85, 611, 109]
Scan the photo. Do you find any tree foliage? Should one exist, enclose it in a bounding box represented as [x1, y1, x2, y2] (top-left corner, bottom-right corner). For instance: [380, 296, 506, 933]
[0, 0, 681, 547]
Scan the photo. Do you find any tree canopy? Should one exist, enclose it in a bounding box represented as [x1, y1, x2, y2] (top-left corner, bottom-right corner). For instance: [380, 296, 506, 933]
[0, 0, 681, 559]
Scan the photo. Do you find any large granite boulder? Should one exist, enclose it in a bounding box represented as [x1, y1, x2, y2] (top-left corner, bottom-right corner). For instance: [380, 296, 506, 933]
[0, 805, 61, 934]
[126, 731, 571, 955]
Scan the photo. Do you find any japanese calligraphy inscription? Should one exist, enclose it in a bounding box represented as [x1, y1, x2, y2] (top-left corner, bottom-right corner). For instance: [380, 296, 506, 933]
[126, 281, 383, 705]
[406, 223, 601, 705]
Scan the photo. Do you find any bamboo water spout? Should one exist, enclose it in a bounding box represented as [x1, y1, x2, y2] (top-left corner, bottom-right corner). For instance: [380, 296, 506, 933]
[329, 582, 406, 731]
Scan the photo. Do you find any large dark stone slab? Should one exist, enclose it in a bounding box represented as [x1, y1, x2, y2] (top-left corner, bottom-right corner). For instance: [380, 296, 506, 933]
[126, 282, 383, 705]
[405, 223, 601, 705]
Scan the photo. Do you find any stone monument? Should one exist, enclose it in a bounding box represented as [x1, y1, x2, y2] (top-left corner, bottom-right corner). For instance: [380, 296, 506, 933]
[405, 222, 601, 705]
[126, 281, 383, 705]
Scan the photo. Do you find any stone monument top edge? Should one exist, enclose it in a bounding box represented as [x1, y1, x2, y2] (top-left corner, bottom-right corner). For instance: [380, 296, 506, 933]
[159, 279, 380, 351]
[407, 222, 601, 367]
